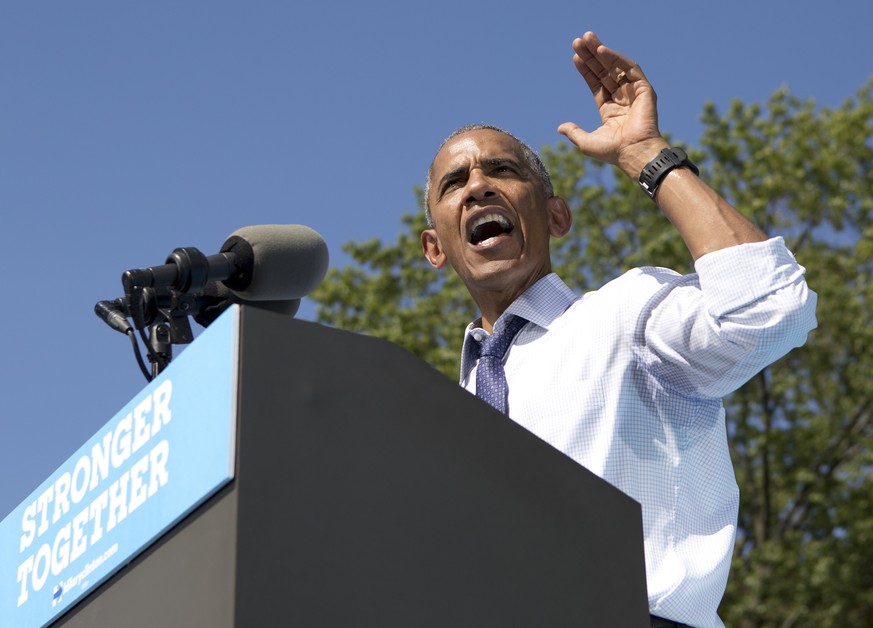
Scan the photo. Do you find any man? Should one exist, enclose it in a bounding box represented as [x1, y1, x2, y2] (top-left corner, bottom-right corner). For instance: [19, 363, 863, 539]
[420, 32, 817, 628]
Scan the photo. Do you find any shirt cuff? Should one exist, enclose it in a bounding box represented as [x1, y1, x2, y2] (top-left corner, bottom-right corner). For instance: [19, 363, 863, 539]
[693, 236, 806, 318]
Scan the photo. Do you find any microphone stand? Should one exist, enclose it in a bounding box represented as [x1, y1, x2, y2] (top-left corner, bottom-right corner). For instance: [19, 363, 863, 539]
[147, 322, 173, 379]
[129, 286, 201, 378]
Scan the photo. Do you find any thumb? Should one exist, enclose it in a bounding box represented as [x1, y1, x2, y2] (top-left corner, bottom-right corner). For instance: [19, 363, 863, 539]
[558, 122, 615, 165]
[558, 122, 590, 149]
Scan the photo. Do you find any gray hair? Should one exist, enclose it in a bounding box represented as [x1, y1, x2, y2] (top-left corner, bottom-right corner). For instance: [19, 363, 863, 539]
[424, 124, 553, 227]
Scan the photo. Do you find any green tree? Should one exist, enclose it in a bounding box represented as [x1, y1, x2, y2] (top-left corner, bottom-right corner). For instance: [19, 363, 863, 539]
[312, 81, 873, 626]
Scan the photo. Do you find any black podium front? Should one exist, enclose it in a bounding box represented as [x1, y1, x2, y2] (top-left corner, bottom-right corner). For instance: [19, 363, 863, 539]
[55, 306, 649, 627]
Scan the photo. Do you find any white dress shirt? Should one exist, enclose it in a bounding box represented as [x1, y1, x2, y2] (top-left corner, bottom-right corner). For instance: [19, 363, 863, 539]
[459, 237, 817, 628]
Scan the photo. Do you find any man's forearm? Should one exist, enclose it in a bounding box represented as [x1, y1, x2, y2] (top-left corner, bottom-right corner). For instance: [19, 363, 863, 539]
[619, 138, 768, 261]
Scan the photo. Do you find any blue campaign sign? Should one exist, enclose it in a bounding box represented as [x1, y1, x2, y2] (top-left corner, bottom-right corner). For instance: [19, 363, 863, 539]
[0, 306, 240, 628]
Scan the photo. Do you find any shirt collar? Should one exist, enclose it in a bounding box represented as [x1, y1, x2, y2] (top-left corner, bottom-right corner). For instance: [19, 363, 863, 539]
[459, 273, 578, 382]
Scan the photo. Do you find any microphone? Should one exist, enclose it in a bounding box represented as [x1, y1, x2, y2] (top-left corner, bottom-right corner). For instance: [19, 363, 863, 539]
[122, 224, 330, 302]
[219, 224, 329, 301]
[95, 299, 133, 334]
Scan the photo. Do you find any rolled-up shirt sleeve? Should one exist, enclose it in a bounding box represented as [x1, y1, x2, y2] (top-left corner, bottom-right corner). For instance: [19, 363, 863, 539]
[640, 236, 818, 398]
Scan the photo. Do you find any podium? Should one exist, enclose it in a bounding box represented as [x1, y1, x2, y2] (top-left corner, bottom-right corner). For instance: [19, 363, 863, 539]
[47, 306, 648, 627]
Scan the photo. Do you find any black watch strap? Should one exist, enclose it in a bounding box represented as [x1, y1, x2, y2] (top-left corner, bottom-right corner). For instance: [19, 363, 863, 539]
[638, 147, 699, 200]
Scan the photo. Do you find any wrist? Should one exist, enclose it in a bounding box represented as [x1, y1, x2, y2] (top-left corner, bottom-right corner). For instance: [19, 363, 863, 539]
[617, 138, 670, 179]
[637, 146, 700, 201]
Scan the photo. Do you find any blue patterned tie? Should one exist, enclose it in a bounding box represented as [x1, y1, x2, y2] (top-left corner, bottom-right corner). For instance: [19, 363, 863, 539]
[475, 315, 528, 415]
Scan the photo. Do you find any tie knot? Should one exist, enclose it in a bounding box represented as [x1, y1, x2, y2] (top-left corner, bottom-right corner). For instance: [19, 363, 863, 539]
[478, 315, 528, 359]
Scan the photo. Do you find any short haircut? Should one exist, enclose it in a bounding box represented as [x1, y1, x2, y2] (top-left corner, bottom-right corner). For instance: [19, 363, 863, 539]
[424, 124, 554, 227]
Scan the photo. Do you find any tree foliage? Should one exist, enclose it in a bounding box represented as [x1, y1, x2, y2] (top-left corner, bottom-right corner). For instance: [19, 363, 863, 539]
[311, 80, 873, 626]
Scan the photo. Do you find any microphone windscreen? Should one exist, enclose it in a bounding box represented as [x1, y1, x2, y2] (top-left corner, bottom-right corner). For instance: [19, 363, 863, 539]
[220, 224, 329, 301]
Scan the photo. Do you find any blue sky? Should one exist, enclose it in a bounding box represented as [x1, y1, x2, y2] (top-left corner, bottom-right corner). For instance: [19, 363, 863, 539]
[2, 0, 872, 518]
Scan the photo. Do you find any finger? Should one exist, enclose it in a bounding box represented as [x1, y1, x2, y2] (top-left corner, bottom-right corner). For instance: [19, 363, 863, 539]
[574, 32, 635, 74]
[573, 51, 610, 108]
[571, 38, 623, 106]
[572, 32, 647, 94]
[572, 52, 634, 108]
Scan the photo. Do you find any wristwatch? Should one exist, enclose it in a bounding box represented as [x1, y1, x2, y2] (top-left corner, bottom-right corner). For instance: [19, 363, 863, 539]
[637, 147, 699, 200]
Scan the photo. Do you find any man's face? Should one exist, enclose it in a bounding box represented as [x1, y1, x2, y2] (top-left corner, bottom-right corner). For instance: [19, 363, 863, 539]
[421, 129, 570, 301]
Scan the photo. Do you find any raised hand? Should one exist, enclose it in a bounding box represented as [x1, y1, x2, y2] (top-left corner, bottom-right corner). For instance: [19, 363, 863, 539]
[557, 32, 668, 178]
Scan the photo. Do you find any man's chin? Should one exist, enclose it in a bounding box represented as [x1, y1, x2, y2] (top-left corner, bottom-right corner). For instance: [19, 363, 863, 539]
[461, 259, 543, 292]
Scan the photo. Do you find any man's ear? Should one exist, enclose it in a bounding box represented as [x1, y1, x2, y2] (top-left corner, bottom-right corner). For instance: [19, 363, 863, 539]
[421, 229, 447, 269]
[547, 196, 572, 237]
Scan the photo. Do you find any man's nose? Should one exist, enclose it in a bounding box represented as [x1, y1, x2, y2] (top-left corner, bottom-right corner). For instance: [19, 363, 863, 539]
[464, 169, 496, 203]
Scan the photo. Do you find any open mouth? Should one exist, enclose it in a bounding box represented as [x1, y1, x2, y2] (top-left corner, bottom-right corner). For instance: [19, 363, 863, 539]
[469, 212, 514, 245]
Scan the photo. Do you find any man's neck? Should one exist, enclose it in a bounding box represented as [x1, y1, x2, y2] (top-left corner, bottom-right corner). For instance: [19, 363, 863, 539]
[471, 272, 549, 333]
